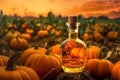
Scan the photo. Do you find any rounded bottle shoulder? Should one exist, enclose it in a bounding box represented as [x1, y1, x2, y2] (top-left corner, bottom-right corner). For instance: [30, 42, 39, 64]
[60, 38, 86, 49]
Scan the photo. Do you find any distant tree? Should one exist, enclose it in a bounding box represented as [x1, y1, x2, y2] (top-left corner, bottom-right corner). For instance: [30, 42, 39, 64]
[78, 15, 83, 20]
[47, 11, 55, 24]
[0, 10, 3, 16]
[98, 15, 108, 19]
[39, 15, 44, 23]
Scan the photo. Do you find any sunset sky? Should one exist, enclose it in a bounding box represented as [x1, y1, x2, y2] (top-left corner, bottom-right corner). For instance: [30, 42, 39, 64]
[0, 0, 120, 18]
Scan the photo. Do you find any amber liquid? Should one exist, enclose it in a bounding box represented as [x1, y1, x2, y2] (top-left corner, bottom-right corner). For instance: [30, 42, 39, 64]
[60, 32, 86, 73]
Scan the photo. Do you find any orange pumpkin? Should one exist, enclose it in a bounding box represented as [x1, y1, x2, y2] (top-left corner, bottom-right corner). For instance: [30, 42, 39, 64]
[0, 51, 40, 80]
[24, 53, 62, 80]
[85, 59, 113, 79]
[45, 25, 52, 31]
[107, 31, 118, 40]
[111, 61, 120, 80]
[93, 24, 104, 34]
[25, 28, 34, 35]
[0, 55, 9, 66]
[50, 44, 61, 55]
[4, 31, 21, 43]
[9, 36, 28, 50]
[21, 22, 28, 29]
[86, 45, 100, 59]
[55, 30, 61, 36]
[21, 46, 47, 64]
[93, 32, 105, 42]
[20, 33, 32, 41]
[82, 33, 93, 41]
[37, 30, 48, 38]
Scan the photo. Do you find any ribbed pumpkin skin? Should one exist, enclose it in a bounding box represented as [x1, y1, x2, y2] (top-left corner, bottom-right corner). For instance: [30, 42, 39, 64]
[21, 47, 47, 64]
[4, 31, 21, 43]
[24, 53, 62, 79]
[86, 46, 100, 59]
[111, 61, 120, 80]
[9, 37, 28, 50]
[0, 56, 9, 66]
[107, 31, 118, 40]
[85, 59, 113, 79]
[50, 44, 61, 55]
[0, 66, 40, 80]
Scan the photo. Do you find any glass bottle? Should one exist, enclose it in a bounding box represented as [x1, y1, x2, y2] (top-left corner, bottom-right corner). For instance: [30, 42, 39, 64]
[60, 15, 86, 73]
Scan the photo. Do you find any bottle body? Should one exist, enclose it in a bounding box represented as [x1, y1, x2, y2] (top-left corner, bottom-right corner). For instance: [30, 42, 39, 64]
[60, 37, 86, 73]
[60, 16, 86, 73]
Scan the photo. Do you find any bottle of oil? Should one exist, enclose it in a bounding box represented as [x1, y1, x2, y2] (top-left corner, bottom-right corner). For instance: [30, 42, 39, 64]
[60, 15, 86, 73]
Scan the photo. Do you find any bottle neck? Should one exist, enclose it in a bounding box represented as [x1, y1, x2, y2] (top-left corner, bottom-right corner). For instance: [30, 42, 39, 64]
[67, 22, 79, 39]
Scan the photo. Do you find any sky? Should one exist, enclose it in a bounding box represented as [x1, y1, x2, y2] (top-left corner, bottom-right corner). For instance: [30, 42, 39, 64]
[0, 0, 120, 18]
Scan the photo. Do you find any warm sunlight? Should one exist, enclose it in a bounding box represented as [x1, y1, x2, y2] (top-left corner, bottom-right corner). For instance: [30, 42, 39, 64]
[0, 0, 120, 18]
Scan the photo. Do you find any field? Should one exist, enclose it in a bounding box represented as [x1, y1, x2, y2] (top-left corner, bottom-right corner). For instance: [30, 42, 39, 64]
[0, 12, 120, 80]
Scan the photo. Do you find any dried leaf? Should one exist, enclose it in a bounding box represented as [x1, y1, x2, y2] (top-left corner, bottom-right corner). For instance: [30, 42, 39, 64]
[105, 51, 112, 59]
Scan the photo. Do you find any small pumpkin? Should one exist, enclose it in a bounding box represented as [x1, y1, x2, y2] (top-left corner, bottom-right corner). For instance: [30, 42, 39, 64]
[107, 31, 118, 40]
[25, 28, 34, 35]
[45, 25, 52, 31]
[20, 33, 32, 41]
[111, 61, 120, 80]
[21, 46, 47, 64]
[93, 24, 104, 34]
[37, 30, 48, 38]
[9, 36, 28, 50]
[4, 30, 21, 43]
[0, 55, 9, 66]
[82, 33, 93, 41]
[0, 51, 40, 80]
[23, 50, 62, 80]
[55, 30, 61, 36]
[93, 32, 105, 42]
[85, 59, 113, 79]
[21, 22, 28, 29]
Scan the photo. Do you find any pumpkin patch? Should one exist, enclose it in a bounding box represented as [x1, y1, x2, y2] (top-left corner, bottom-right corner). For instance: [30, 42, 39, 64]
[0, 9, 119, 80]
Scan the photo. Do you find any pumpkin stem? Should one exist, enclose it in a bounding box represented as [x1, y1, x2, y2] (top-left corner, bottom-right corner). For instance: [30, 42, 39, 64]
[10, 27, 15, 33]
[6, 51, 21, 71]
[34, 45, 39, 49]
[16, 35, 21, 43]
[45, 48, 52, 55]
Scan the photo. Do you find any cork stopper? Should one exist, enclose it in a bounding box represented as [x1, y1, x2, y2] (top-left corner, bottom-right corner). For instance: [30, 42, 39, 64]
[68, 16, 78, 23]
[68, 15, 78, 29]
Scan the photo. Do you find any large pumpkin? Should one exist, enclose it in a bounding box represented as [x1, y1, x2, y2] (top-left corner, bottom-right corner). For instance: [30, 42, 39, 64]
[0, 51, 40, 80]
[111, 61, 120, 80]
[85, 59, 113, 79]
[23, 53, 62, 80]
[21, 46, 47, 64]
[0, 55, 9, 66]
